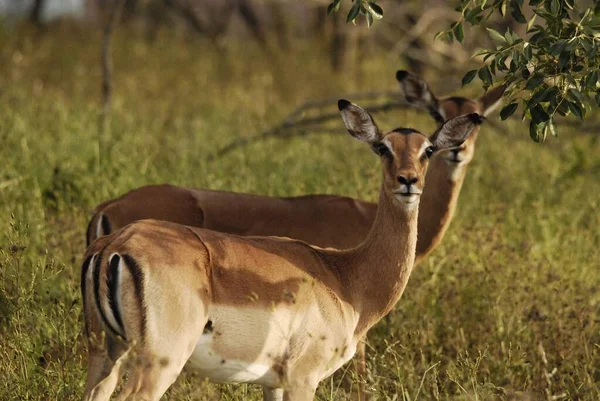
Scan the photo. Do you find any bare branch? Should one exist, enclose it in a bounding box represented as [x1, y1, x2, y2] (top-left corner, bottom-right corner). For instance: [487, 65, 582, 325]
[209, 97, 410, 160]
[99, 0, 127, 137]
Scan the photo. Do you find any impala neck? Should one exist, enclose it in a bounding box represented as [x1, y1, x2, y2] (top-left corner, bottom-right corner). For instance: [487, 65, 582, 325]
[343, 182, 419, 336]
[415, 155, 468, 265]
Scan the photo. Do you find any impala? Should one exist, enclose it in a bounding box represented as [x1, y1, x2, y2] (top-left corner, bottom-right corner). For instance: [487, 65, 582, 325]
[85, 71, 505, 261]
[81, 101, 482, 401]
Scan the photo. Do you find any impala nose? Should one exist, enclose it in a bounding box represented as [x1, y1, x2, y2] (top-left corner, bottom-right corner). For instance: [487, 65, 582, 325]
[397, 175, 418, 186]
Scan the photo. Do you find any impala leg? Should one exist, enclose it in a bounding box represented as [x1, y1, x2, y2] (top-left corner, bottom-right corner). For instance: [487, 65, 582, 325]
[355, 340, 368, 401]
[283, 384, 317, 401]
[117, 362, 184, 401]
[263, 386, 284, 401]
[82, 348, 127, 401]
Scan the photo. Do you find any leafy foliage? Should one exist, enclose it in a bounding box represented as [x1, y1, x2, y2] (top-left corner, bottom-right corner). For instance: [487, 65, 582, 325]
[327, 0, 383, 28]
[437, 0, 600, 142]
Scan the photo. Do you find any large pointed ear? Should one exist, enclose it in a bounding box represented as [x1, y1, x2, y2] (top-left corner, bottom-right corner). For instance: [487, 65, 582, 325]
[429, 113, 483, 150]
[338, 99, 382, 145]
[478, 84, 506, 117]
[396, 70, 439, 111]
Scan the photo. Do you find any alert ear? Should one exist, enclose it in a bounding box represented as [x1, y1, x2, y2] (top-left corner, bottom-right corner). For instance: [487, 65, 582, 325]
[338, 99, 382, 146]
[429, 113, 483, 151]
[396, 70, 443, 122]
[478, 84, 507, 117]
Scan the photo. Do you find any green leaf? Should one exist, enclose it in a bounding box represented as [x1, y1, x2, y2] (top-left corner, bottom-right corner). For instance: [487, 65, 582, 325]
[548, 40, 566, 56]
[367, 2, 383, 19]
[526, 14, 537, 31]
[529, 120, 542, 142]
[548, 119, 558, 137]
[528, 86, 550, 108]
[541, 86, 560, 103]
[465, 7, 483, 24]
[587, 71, 598, 89]
[525, 73, 545, 90]
[346, 3, 361, 23]
[530, 104, 550, 124]
[487, 28, 507, 42]
[595, 92, 600, 107]
[478, 65, 493, 87]
[366, 11, 374, 27]
[327, 0, 342, 14]
[523, 43, 533, 61]
[500, 102, 519, 120]
[462, 69, 478, 86]
[453, 22, 464, 43]
[511, 2, 527, 23]
[568, 100, 584, 119]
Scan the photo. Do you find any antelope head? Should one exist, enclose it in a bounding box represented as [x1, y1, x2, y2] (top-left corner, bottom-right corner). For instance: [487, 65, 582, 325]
[396, 70, 505, 165]
[338, 99, 483, 209]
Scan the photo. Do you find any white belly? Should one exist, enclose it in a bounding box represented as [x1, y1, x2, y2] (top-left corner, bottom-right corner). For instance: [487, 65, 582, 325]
[186, 332, 281, 386]
[184, 304, 358, 387]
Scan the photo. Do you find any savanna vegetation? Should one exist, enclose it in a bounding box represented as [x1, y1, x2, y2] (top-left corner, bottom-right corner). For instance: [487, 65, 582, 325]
[0, 16, 599, 401]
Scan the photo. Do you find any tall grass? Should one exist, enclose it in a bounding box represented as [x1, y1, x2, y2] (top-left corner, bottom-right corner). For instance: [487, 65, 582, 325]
[0, 23, 598, 400]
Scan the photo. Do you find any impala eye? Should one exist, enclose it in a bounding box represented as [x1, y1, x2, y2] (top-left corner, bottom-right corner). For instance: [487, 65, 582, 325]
[374, 143, 390, 157]
[425, 146, 435, 158]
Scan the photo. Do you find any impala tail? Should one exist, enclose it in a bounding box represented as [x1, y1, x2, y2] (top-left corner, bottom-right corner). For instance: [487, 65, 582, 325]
[85, 210, 113, 247]
[81, 248, 146, 345]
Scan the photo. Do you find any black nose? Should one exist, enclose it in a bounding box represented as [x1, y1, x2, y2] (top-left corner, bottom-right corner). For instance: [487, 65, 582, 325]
[397, 175, 418, 185]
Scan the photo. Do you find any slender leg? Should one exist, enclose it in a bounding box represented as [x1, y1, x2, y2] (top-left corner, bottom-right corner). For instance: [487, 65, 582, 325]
[355, 340, 368, 401]
[82, 349, 127, 401]
[283, 385, 317, 401]
[116, 362, 184, 401]
[263, 386, 284, 401]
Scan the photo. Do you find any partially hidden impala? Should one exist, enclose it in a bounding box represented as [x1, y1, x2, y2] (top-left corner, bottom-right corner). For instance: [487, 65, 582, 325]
[85, 72, 505, 266]
[81, 100, 483, 401]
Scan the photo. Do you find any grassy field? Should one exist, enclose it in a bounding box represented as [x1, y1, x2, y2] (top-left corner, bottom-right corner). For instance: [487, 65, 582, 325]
[0, 23, 599, 401]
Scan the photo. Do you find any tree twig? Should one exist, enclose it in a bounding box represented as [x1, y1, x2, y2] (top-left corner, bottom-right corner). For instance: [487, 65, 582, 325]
[99, 0, 127, 138]
[209, 99, 410, 160]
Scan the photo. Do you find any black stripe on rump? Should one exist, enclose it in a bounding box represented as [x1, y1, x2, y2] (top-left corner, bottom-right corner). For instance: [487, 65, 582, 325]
[107, 254, 126, 338]
[122, 254, 147, 342]
[93, 249, 122, 338]
[101, 214, 111, 236]
[80, 255, 93, 333]
[85, 217, 94, 247]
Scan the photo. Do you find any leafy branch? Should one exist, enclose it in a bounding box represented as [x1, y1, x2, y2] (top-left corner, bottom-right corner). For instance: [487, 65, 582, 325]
[327, 0, 383, 28]
[436, 0, 600, 142]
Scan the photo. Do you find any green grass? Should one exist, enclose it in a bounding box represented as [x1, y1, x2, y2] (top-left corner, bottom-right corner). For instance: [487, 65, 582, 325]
[0, 23, 599, 401]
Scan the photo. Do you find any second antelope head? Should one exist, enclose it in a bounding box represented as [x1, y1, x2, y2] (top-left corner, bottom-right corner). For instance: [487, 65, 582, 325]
[338, 99, 483, 209]
[396, 70, 505, 165]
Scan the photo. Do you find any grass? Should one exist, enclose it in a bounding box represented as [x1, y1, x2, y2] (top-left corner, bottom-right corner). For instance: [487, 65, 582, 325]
[0, 22, 599, 401]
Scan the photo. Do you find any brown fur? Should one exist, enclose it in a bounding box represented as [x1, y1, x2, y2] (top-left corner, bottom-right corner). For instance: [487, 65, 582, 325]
[81, 105, 481, 401]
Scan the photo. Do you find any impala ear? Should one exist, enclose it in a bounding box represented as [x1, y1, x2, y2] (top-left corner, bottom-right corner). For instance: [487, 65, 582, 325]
[429, 113, 483, 150]
[478, 84, 507, 117]
[338, 99, 382, 145]
[396, 70, 444, 122]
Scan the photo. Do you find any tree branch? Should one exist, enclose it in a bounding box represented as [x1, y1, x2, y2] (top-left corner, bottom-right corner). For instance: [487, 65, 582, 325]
[99, 0, 127, 138]
[209, 97, 410, 160]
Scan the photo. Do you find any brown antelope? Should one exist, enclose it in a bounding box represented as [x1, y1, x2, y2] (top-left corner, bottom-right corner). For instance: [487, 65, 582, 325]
[81, 101, 482, 401]
[86, 71, 505, 259]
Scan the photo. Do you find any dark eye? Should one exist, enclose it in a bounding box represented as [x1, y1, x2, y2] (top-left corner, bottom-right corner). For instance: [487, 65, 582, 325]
[374, 143, 390, 157]
[425, 146, 435, 158]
